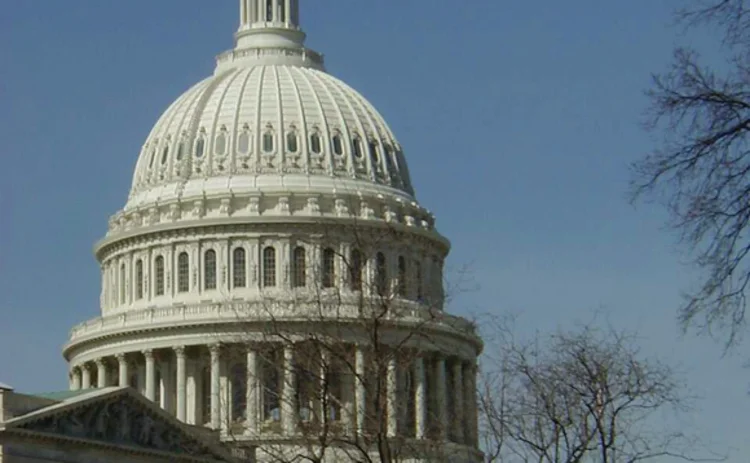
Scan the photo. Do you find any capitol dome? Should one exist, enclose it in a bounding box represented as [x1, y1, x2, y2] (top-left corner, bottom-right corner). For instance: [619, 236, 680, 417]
[64, 2, 482, 461]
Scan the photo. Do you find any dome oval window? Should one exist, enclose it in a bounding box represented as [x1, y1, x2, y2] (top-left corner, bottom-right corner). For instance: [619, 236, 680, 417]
[215, 131, 227, 156]
[310, 133, 322, 154]
[238, 131, 250, 154]
[176, 142, 184, 161]
[352, 137, 363, 159]
[263, 132, 274, 153]
[332, 134, 343, 156]
[161, 145, 170, 165]
[286, 132, 298, 153]
[195, 138, 205, 158]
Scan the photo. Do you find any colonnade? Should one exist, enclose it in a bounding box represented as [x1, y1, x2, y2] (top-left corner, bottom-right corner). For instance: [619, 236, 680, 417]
[69, 342, 478, 446]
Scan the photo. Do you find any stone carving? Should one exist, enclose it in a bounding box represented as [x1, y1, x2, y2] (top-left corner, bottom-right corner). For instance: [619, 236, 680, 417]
[335, 199, 349, 217]
[306, 197, 320, 214]
[276, 196, 290, 215]
[248, 196, 260, 215]
[192, 200, 205, 219]
[219, 198, 232, 216]
[19, 396, 220, 459]
[168, 204, 181, 221]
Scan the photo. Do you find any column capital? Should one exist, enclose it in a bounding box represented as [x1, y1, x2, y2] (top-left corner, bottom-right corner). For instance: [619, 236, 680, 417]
[209, 344, 221, 355]
[94, 358, 106, 367]
[142, 348, 154, 359]
[174, 345, 187, 357]
[116, 353, 127, 362]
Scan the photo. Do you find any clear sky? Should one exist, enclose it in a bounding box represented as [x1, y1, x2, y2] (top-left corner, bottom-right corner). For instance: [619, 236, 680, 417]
[0, 1, 747, 460]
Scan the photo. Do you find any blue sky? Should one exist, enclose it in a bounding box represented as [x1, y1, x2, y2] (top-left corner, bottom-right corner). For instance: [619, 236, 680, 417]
[0, 1, 747, 459]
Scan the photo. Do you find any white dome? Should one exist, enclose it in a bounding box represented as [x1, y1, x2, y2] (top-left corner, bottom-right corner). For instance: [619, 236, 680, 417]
[126, 55, 414, 212]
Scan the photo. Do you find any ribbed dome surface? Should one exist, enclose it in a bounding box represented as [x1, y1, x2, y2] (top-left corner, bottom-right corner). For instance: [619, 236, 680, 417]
[126, 64, 414, 211]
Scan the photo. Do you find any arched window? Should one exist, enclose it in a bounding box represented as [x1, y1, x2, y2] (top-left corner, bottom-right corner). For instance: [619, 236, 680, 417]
[332, 134, 343, 155]
[135, 259, 144, 300]
[322, 247, 336, 288]
[352, 137, 363, 159]
[195, 137, 205, 158]
[397, 255, 407, 297]
[350, 249, 363, 291]
[204, 250, 217, 290]
[119, 263, 126, 304]
[286, 132, 298, 153]
[263, 132, 274, 153]
[368, 140, 379, 162]
[178, 252, 189, 293]
[292, 246, 306, 288]
[233, 248, 247, 288]
[155, 256, 165, 296]
[238, 129, 251, 154]
[263, 246, 276, 287]
[375, 252, 387, 296]
[310, 133, 322, 154]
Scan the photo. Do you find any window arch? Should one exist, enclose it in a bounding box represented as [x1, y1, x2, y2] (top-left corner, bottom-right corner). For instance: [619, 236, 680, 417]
[263, 246, 276, 288]
[135, 259, 144, 300]
[178, 252, 190, 293]
[375, 252, 387, 296]
[286, 131, 298, 153]
[350, 249, 363, 291]
[292, 246, 306, 288]
[263, 131, 274, 153]
[233, 247, 247, 288]
[322, 247, 336, 288]
[154, 256, 165, 296]
[310, 132, 322, 154]
[204, 250, 217, 290]
[397, 255, 407, 297]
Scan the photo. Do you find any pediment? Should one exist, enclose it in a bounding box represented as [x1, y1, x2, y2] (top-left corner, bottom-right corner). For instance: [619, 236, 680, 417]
[11, 389, 227, 461]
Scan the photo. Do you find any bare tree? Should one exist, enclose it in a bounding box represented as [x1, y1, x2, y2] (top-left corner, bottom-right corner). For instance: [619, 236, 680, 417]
[207, 210, 482, 463]
[479, 317, 721, 463]
[630, 0, 750, 347]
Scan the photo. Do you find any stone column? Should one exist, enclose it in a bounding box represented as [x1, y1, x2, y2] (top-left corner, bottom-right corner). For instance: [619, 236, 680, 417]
[354, 345, 367, 434]
[414, 356, 426, 439]
[117, 353, 129, 387]
[452, 359, 464, 443]
[176, 346, 187, 422]
[282, 343, 297, 434]
[386, 355, 398, 437]
[186, 359, 198, 425]
[71, 368, 81, 391]
[245, 345, 259, 435]
[96, 359, 107, 388]
[210, 344, 221, 430]
[468, 363, 478, 447]
[435, 355, 447, 439]
[220, 359, 230, 429]
[144, 349, 156, 401]
[81, 364, 91, 389]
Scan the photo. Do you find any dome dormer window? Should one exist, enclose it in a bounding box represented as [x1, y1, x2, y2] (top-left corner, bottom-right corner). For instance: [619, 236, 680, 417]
[352, 136, 363, 159]
[286, 131, 298, 153]
[161, 145, 170, 165]
[149, 145, 157, 168]
[263, 131, 275, 153]
[215, 128, 228, 156]
[332, 133, 343, 156]
[176, 139, 185, 161]
[310, 132, 322, 154]
[195, 137, 205, 158]
[238, 127, 251, 155]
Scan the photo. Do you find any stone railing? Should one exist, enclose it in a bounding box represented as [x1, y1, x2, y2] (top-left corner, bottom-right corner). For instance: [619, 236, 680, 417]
[67, 299, 478, 345]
